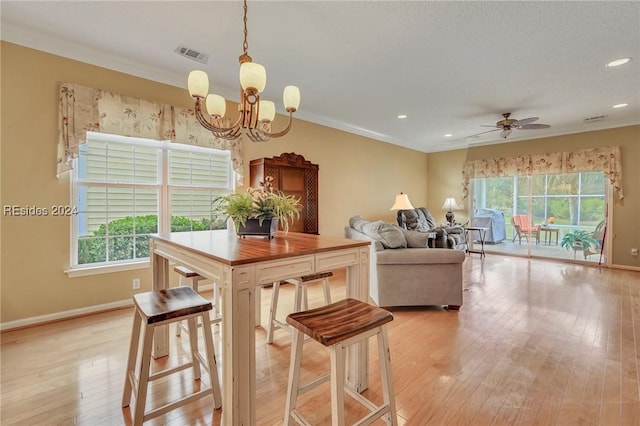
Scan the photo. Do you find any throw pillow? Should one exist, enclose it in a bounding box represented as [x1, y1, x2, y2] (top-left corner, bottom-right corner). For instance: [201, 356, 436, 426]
[377, 223, 407, 249]
[401, 228, 429, 248]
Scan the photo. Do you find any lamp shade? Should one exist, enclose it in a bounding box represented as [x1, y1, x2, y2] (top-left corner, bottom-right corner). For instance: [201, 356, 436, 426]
[442, 197, 462, 211]
[188, 70, 209, 98]
[239, 62, 266, 93]
[258, 100, 276, 122]
[390, 193, 415, 210]
[205, 94, 226, 117]
[283, 85, 300, 112]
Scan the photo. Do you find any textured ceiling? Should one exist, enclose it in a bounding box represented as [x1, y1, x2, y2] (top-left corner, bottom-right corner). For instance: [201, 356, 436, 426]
[2, 1, 639, 153]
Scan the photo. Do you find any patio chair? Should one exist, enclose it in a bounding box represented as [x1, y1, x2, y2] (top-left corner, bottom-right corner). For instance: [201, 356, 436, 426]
[585, 219, 606, 258]
[512, 214, 540, 244]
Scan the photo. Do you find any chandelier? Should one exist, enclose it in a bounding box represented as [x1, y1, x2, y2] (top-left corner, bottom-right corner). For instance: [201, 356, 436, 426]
[187, 0, 300, 142]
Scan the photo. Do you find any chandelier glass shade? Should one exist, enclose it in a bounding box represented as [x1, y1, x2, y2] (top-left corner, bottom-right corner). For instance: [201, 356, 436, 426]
[187, 0, 300, 142]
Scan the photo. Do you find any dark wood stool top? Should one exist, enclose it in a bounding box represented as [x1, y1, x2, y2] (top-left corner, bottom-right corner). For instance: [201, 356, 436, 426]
[174, 265, 202, 278]
[286, 298, 393, 347]
[299, 271, 333, 282]
[133, 287, 212, 325]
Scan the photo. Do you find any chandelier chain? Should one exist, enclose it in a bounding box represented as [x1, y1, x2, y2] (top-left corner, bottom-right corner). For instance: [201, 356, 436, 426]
[242, 0, 249, 55]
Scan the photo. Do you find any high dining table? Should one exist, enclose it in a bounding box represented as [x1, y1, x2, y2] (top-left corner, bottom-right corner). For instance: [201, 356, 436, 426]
[149, 229, 371, 425]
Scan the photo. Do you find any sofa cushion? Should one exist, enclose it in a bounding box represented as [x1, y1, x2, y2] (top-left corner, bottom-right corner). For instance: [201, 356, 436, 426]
[349, 216, 369, 233]
[377, 223, 407, 249]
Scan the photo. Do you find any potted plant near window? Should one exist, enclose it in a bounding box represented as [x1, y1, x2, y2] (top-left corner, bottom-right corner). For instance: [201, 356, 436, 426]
[560, 230, 599, 259]
[213, 177, 301, 238]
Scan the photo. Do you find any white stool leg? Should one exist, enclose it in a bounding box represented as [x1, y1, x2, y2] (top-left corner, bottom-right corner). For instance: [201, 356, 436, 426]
[301, 284, 309, 311]
[212, 281, 221, 322]
[284, 329, 305, 426]
[176, 275, 188, 337]
[187, 317, 201, 380]
[330, 343, 347, 426]
[201, 311, 222, 408]
[267, 281, 281, 344]
[293, 282, 304, 312]
[122, 311, 142, 407]
[133, 323, 154, 426]
[378, 327, 398, 425]
[322, 278, 332, 305]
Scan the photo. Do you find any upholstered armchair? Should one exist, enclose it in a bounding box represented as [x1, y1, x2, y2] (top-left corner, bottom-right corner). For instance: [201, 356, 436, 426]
[397, 207, 467, 250]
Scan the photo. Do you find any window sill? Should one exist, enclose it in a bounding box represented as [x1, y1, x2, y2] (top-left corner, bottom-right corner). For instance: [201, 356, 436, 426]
[66, 260, 150, 278]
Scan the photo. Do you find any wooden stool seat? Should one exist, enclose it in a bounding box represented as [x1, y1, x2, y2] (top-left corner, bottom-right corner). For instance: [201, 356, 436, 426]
[286, 298, 393, 346]
[284, 298, 398, 425]
[122, 287, 222, 426]
[174, 265, 222, 337]
[267, 271, 333, 344]
[135, 286, 212, 324]
[173, 265, 203, 279]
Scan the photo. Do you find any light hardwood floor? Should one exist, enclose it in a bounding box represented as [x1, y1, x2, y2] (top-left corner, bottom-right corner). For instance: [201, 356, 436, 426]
[2, 256, 640, 425]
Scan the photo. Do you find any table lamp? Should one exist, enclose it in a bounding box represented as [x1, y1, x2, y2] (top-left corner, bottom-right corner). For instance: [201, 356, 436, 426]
[390, 192, 414, 229]
[442, 197, 462, 225]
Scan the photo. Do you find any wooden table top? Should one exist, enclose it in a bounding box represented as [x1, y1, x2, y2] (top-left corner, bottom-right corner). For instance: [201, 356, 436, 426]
[152, 229, 370, 266]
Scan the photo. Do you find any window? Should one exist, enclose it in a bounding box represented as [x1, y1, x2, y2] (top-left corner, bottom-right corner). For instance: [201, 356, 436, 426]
[473, 171, 606, 239]
[72, 132, 233, 268]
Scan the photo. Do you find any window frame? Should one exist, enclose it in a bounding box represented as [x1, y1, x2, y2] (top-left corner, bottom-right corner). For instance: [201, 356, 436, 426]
[67, 132, 234, 276]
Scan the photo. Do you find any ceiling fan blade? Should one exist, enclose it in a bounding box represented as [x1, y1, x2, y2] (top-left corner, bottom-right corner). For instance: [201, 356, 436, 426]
[466, 128, 501, 139]
[514, 117, 539, 126]
[479, 125, 499, 128]
[520, 123, 550, 129]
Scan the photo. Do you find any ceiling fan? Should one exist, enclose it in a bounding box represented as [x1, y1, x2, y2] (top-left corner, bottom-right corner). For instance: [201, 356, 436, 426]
[468, 112, 551, 139]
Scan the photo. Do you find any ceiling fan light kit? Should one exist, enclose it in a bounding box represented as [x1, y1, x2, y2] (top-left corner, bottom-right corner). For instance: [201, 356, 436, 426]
[187, 0, 300, 142]
[468, 112, 551, 140]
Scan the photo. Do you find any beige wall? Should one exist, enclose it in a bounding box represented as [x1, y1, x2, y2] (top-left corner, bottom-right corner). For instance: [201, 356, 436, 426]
[0, 42, 427, 323]
[426, 126, 640, 267]
[2, 42, 637, 325]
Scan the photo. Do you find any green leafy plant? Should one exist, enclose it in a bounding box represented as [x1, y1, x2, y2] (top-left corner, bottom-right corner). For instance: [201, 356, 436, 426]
[560, 230, 599, 259]
[213, 176, 301, 233]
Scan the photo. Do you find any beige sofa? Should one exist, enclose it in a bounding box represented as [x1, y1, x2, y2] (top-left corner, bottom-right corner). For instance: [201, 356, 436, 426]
[345, 216, 466, 309]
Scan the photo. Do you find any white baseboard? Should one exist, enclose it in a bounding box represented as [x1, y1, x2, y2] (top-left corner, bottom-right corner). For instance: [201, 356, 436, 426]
[0, 282, 218, 332]
[612, 263, 640, 272]
[0, 299, 133, 332]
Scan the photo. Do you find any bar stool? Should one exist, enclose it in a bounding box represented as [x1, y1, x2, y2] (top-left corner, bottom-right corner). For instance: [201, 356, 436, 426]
[266, 271, 333, 344]
[122, 286, 222, 426]
[284, 298, 397, 425]
[174, 265, 222, 337]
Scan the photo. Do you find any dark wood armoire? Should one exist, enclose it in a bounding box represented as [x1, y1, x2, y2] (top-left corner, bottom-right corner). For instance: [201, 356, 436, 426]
[249, 153, 319, 234]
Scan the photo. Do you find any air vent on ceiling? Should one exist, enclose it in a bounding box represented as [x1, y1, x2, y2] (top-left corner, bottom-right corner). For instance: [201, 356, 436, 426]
[175, 45, 209, 64]
[583, 115, 607, 123]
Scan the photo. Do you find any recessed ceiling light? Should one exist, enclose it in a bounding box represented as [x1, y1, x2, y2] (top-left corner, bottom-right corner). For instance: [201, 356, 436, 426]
[444, 134, 453, 137]
[606, 57, 631, 67]
[613, 103, 628, 109]
[397, 114, 407, 119]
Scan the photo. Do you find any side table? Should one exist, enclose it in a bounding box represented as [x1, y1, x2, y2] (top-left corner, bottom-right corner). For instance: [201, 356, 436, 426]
[465, 226, 489, 258]
[540, 226, 559, 245]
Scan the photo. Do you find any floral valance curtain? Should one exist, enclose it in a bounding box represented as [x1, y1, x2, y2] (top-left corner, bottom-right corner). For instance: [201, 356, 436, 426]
[57, 82, 243, 178]
[461, 146, 623, 200]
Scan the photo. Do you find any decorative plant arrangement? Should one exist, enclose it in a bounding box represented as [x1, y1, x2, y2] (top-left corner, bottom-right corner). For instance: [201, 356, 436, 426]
[213, 176, 301, 238]
[560, 230, 599, 259]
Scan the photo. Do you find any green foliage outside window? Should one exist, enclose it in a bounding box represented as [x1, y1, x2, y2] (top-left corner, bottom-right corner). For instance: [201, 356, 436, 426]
[77, 214, 226, 264]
